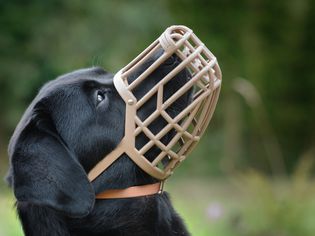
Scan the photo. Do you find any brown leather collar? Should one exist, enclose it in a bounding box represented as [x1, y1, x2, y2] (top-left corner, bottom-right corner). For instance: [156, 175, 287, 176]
[95, 182, 163, 199]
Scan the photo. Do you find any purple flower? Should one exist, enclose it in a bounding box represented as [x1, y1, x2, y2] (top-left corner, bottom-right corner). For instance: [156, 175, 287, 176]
[206, 202, 224, 220]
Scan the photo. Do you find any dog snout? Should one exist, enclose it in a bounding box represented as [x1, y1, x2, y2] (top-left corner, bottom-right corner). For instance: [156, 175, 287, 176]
[163, 54, 181, 67]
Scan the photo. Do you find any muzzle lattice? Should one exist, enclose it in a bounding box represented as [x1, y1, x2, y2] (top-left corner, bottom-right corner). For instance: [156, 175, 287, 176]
[88, 25, 222, 181]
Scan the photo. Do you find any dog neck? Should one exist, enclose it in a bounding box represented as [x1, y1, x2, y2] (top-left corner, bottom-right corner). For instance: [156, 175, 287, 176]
[91, 153, 158, 194]
[95, 182, 163, 199]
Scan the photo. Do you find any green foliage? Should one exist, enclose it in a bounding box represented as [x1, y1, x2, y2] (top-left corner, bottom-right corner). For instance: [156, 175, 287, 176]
[167, 0, 315, 172]
[0, 190, 23, 236]
[230, 157, 315, 236]
[0, 0, 172, 139]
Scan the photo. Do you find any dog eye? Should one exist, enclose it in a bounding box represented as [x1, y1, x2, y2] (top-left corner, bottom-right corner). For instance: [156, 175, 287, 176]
[96, 91, 105, 104]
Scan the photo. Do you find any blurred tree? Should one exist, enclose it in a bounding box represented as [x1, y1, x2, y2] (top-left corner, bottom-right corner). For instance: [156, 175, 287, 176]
[0, 0, 314, 175]
[0, 0, 172, 146]
[168, 0, 315, 174]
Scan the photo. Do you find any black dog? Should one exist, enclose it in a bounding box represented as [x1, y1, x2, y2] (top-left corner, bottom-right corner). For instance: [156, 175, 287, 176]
[6, 51, 192, 236]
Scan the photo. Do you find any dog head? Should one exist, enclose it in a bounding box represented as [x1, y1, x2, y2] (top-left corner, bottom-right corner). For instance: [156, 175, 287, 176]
[7, 52, 192, 217]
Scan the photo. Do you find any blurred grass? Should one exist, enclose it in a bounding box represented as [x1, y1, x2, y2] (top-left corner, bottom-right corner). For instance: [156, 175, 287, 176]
[0, 189, 23, 236]
[0, 178, 237, 236]
[167, 178, 239, 236]
[2, 160, 315, 236]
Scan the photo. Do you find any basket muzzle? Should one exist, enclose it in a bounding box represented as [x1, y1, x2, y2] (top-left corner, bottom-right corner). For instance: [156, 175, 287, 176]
[88, 25, 222, 181]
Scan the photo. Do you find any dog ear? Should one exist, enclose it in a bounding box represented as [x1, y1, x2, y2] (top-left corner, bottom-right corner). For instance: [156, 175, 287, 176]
[8, 100, 95, 218]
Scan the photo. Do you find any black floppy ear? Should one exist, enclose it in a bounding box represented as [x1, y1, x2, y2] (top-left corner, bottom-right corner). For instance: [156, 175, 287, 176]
[8, 102, 94, 217]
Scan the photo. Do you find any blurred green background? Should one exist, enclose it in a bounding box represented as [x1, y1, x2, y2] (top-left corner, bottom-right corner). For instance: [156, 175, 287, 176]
[1, 0, 315, 235]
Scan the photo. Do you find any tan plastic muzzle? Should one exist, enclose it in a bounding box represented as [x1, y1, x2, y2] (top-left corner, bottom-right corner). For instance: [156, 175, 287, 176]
[88, 25, 222, 182]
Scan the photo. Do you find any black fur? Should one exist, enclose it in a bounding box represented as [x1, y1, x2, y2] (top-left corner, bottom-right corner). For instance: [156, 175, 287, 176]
[6, 51, 192, 236]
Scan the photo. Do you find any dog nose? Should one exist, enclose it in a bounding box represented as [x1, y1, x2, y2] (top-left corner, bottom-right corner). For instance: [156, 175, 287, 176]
[163, 54, 181, 66]
[92, 67, 107, 75]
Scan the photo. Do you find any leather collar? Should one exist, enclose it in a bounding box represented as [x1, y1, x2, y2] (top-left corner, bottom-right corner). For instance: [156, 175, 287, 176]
[95, 182, 163, 199]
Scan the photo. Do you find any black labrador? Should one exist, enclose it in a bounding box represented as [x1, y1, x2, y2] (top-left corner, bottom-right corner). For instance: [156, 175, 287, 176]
[6, 51, 192, 236]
